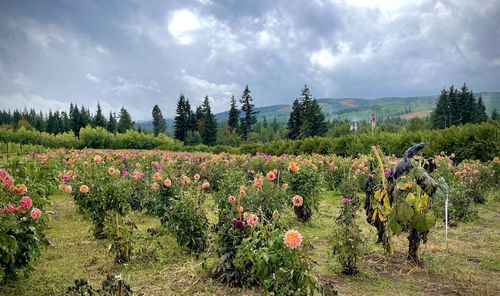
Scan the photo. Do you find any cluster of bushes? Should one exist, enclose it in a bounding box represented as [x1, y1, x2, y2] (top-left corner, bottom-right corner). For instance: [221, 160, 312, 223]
[1, 122, 498, 161]
[0, 126, 181, 150]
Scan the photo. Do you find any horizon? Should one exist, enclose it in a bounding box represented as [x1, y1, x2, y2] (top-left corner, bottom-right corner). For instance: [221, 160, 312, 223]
[0, 0, 499, 120]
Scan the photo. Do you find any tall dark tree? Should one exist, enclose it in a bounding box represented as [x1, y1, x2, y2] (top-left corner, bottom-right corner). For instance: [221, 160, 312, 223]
[61, 111, 70, 132]
[227, 94, 240, 133]
[491, 108, 499, 121]
[431, 88, 449, 129]
[174, 94, 191, 142]
[117, 107, 134, 133]
[69, 103, 81, 135]
[475, 96, 488, 123]
[239, 85, 258, 140]
[302, 98, 327, 137]
[34, 111, 46, 132]
[200, 95, 217, 145]
[107, 112, 117, 133]
[287, 99, 303, 140]
[79, 105, 92, 129]
[93, 102, 107, 128]
[151, 104, 166, 136]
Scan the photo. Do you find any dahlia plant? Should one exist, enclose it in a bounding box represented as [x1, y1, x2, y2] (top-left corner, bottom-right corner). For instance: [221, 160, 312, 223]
[0, 168, 45, 282]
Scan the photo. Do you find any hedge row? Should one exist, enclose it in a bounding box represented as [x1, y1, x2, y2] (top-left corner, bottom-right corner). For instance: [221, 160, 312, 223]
[1, 122, 498, 161]
[0, 126, 181, 150]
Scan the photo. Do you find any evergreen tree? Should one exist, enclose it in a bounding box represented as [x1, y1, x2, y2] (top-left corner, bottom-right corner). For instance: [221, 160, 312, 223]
[239, 85, 258, 141]
[200, 95, 217, 145]
[303, 98, 327, 137]
[107, 112, 117, 133]
[491, 108, 499, 121]
[69, 103, 81, 135]
[227, 94, 240, 133]
[287, 99, 303, 140]
[61, 111, 70, 132]
[79, 105, 91, 129]
[174, 94, 190, 142]
[151, 104, 166, 136]
[431, 88, 449, 129]
[93, 102, 107, 128]
[34, 111, 46, 132]
[117, 107, 134, 133]
[475, 96, 488, 123]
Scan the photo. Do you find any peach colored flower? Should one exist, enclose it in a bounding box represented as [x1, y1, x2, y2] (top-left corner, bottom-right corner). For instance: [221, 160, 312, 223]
[228, 195, 235, 204]
[108, 167, 116, 175]
[254, 176, 264, 186]
[194, 174, 200, 181]
[239, 185, 247, 196]
[153, 172, 162, 181]
[58, 184, 66, 191]
[284, 229, 302, 249]
[237, 206, 243, 213]
[246, 213, 258, 228]
[80, 185, 89, 193]
[288, 162, 299, 173]
[182, 175, 191, 185]
[266, 171, 276, 181]
[201, 181, 210, 189]
[283, 183, 289, 190]
[151, 182, 159, 190]
[164, 179, 172, 187]
[30, 208, 42, 219]
[94, 155, 102, 163]
[292, 195, 303, 207]
[64, 185, 72, 193]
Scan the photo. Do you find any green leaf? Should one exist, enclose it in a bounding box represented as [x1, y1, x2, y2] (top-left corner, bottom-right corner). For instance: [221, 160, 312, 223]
[387, 211, 401, 235]
[396, 202, 414, 223]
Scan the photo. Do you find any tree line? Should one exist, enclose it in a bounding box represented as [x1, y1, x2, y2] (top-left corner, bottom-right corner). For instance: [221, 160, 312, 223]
[0, 103, 135, 136]
[1, 82, 497, 147]
[430, 83, 491, 129]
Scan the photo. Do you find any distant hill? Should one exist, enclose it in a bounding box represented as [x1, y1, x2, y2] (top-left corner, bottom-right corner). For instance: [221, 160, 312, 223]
[136, 92, 500, 129]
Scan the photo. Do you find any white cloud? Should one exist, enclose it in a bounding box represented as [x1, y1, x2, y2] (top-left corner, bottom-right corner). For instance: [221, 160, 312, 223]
[178, 69, 239, 112]
[309, 48, 338, 70]
[0, 93, 68, 112]
[110, 76, 161, 95]
[168, 9, 202, 45]
[85, 73, 102, 82]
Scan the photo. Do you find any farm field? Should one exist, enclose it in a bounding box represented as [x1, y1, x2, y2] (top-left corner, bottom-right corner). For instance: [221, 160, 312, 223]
[1, 148, 499, 295]
[2, 191, 499, 295]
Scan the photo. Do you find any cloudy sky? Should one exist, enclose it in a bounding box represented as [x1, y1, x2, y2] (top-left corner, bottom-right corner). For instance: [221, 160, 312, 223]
[0, 0, 499, 120]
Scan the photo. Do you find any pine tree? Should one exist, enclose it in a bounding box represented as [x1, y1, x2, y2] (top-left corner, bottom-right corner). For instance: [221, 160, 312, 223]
[69, 103, 81, 136]
[303, 98, 327, 137]
[287, 99, 303, 140]
[117, 107, 134, 133]
[93, 102, 107, 128]
[431, 88, 449, 129]
[107, 112, 117, 133]
[475, 96, 488, 123]
[174, 94, 190, 142]
[151, 104, 166, 136]
[34, 111, 46, 132]
[79, 105, 91, 129]
[491, 108, 499, 121]
[227, 94, 240, 133]
[200, 95, 217, 145]
[61, 111, 70, 132]
[239, 85, 258, 141]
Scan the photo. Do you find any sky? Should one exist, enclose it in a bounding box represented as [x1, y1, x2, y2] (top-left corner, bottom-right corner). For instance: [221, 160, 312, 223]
[0, 0, 499, 120]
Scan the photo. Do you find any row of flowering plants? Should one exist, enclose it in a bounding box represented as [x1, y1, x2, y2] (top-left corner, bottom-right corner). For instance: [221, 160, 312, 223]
[0, 168, 45, 282]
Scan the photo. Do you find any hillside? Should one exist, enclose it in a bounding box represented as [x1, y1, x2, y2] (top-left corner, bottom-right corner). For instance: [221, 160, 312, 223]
[136, 92, 500, 129]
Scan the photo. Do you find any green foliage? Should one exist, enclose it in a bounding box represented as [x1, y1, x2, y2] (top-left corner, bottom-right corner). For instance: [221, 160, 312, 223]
[151, 104, 166, 136]
[284, 161, 323, 222]
[0, 168, 48, 282]
[162, 189, 208, 254]
[117, 108, 134, 133]
[331, 196, 364, 275]
[239, 85, 258, 141]
[227, 94, 240, 133]
[234, 221, 317, 295]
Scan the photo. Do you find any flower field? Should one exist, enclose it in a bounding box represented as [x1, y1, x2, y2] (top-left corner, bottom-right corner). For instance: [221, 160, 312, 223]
[1, 147, 499, 295]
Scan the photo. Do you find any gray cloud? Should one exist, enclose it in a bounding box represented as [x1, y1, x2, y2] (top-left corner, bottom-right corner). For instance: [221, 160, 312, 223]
[0, 0, 499, 120]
